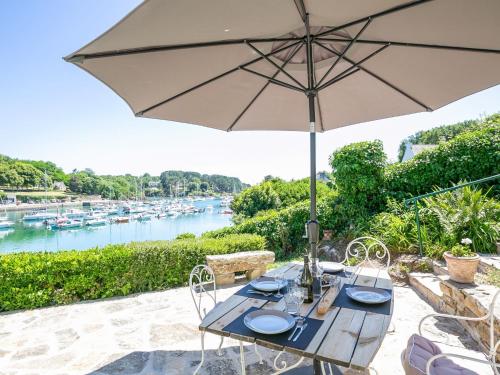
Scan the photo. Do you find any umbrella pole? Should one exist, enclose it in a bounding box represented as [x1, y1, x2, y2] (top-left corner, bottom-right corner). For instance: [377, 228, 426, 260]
[308, 94, 319, 262]
[305, 13, 319, 266]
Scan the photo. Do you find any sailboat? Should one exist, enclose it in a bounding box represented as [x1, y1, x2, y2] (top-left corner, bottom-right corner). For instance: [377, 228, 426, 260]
[0, 206, 15, 229]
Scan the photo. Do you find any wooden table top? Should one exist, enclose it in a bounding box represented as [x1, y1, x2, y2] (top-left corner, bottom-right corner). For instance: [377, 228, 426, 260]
[199, 263, 394, 370]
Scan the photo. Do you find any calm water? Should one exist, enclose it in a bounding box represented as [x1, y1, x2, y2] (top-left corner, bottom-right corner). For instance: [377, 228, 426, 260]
[0, 199, 232, 254]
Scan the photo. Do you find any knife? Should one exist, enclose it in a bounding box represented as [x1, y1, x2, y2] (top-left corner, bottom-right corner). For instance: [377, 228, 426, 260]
[293, 323, 308, 342]
[247, 290, 272, 297]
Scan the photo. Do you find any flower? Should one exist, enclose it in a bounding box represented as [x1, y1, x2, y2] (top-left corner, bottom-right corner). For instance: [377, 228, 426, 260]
[461, 238, 473, 245]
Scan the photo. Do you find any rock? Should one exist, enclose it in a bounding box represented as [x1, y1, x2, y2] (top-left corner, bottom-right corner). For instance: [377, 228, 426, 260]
[206, 251, 274, 286]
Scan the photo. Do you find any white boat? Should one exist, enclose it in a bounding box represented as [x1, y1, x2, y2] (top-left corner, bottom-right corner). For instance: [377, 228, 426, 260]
[0, 218, 15, 229]
[137, 214, 152, 221]
[65, 209, 88, 219]
[51, 219, 82, 230]
[86, 218, 107, 226]
[23, 211, 58, 221]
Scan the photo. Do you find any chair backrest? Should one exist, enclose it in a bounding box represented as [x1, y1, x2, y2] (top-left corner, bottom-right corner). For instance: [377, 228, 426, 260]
[189, 264, 217, 322]
[343, 236, 391, 269]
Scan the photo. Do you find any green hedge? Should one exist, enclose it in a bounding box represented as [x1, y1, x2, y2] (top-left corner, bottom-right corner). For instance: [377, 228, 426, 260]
[386, 124, 500, 198]
[204, 192, 345, 259]
[0, 234, 265, 312]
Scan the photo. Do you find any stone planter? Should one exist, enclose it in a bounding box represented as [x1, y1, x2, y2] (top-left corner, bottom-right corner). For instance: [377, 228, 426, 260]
[443, 251, 479, 284]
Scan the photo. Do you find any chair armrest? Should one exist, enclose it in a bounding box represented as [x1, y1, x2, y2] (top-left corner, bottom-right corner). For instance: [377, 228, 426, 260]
[426, 352, 500, 375]
[418, 311, 490, 338]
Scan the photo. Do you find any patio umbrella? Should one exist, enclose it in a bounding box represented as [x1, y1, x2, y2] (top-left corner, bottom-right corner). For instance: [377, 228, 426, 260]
[65, 0, 500, 271]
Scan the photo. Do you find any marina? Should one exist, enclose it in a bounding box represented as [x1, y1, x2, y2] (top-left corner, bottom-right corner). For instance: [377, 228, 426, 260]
[0, 197, 233, 254]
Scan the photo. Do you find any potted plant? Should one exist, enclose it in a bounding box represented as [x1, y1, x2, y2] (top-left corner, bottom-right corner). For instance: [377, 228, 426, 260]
[443, 238, 479, 284]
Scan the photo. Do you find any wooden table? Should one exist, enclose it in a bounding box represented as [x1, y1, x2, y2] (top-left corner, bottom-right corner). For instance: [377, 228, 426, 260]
[199, 263, 394, 374]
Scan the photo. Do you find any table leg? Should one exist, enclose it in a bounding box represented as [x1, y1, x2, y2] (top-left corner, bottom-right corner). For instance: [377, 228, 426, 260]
[239, 340, 246, 375]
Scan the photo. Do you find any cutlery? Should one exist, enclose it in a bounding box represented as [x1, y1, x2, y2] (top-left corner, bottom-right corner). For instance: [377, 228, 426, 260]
[293, 322, 308, 342]
[247, 290, 273, 297]
[288, 318, 304, 340]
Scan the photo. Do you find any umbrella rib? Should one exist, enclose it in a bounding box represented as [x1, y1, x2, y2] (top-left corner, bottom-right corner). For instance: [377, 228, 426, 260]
[317, 43, 390, 91]
[246, 42, 306, 90]
[65, 37, 303, 61]
[136, 41, 302, 116]
[293, 0, 307, 22]
[314, 40, 432, 111]
[314, 0, 435, 39]
[316, 18, 372, 87]
[316, 38, 500, 55]
[227, 42, 305, 131]
[239, 67, 305, 93]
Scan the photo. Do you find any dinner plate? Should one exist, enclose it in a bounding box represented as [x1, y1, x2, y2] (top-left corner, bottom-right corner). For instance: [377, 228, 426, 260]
[346, 286, 391, 304]
[320, 261, 345, 273]
[249, 279, 287, 292]
[243, 309, 295, 335]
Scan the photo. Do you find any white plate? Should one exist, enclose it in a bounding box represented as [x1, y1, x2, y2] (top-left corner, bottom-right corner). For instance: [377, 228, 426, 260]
[346, 286, 391, 304]
[249, 279, 287, 292]
[244, 310, 295, 335]
[320, 261, 345, 273]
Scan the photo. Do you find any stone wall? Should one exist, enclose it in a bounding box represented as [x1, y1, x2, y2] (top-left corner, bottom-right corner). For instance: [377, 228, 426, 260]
[439, 279, 500, 361]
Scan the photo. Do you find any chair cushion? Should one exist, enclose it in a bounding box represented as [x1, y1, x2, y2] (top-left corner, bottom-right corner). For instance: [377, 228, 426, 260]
[401, 334, 479, 375]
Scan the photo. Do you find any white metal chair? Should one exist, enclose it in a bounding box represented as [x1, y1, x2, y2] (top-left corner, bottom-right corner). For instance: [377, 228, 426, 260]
[189, 264, 224, 375]
[418, 289, 500, 375]
[342, 236, 391, 270]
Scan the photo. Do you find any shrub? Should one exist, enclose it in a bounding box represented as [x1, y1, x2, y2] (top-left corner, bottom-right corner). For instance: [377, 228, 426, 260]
[386, 123, 500, 198]
[330, 140, 387, 213]
[204, 191, 370, 260]
[449, 244, 475, 257]
[231, 178, 330, 218]
[175, 232, 196, 240]
[422, 185, 500, 253]
[0, 234, 265, 312]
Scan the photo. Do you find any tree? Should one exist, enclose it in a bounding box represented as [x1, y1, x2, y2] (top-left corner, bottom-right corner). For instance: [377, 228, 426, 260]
[0, 164, 23, 188]
[330, 140, 387, 212]
[13, 162, 46, 188]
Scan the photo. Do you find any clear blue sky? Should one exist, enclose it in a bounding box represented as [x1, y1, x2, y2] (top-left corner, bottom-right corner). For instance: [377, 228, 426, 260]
[1, 1, 499, 184]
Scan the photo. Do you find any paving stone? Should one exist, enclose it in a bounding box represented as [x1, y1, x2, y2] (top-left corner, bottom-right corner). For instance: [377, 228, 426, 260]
[12, 345, 49, 360]
[95, 351, 150, 375]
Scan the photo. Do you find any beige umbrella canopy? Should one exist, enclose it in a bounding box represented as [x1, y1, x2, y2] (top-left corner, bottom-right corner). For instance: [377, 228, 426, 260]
[66, 0, 500, 132]
[66, 0, 500, 306]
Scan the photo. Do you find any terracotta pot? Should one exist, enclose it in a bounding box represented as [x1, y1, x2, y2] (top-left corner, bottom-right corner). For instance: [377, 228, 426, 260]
[443, 251, 479, 284]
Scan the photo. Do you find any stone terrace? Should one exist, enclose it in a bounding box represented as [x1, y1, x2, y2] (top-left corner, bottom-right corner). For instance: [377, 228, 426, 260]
[0, 282, 491, 375]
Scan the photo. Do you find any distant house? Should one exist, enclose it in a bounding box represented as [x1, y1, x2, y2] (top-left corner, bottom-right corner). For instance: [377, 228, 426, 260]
[148, 181, 161, 188]
[53, 181, 66, 191]
[401, 141, 438, 162]
[316, 171, 331, 183]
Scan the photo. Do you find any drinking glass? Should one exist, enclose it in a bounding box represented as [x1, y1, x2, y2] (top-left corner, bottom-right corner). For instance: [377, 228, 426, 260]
[295, 287, 306, 322]
[275, 272, 285, 298]
[284, 290, 299, 315]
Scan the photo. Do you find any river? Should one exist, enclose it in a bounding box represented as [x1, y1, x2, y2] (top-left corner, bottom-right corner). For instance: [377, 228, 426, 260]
[0, 198, 232, 254]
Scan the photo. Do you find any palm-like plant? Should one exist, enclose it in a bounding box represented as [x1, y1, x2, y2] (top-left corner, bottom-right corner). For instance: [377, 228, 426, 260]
[423, 184, 499, 253]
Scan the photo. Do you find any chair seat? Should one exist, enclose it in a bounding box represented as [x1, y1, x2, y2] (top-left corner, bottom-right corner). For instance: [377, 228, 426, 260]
[401, 334, 479, 375]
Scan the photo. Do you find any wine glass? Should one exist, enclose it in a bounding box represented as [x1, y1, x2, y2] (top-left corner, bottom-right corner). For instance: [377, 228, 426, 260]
[295, 287, 306, 322]
[275, 272, 284, 298]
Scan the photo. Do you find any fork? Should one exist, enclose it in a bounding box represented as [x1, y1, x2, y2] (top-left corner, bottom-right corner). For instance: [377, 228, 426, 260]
[293, 322, 308, 342]
[288, 318, 304, 340]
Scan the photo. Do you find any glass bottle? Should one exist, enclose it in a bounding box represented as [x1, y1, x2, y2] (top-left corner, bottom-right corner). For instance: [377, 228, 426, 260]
[300, 254, 314, 303]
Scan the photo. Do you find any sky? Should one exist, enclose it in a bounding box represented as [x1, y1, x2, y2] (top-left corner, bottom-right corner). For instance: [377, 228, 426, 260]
[1, 1, 499, 185]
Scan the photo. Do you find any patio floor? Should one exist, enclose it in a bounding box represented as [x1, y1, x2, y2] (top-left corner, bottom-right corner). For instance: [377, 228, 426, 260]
[0, 281, 488, 375]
